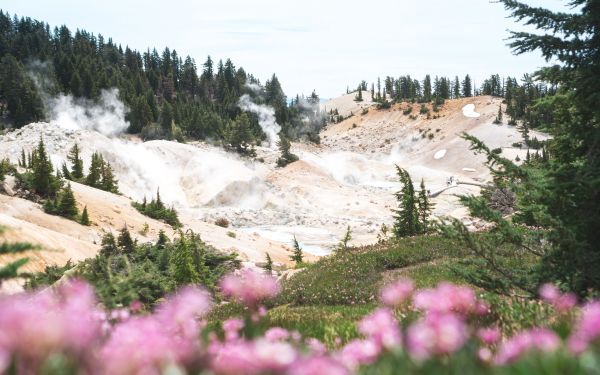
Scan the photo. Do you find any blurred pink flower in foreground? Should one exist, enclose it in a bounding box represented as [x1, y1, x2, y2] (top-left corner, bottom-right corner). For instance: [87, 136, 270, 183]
[288, 356, 350, 375]
[413, 282, 477, 315]
[539, 283, 577, 312]
[406, 312, 468, 360]
[358, 307, 402, 350]
[219, 269, 280, 307]
[337, 339, 381, 370]
[380, 278, 414, 308]
[0, 280, 101, 371]
[478, 326, 501, 345]
[568, 301, 600, 354]
[211, 339, 297, 374]
[494, 328, 560, 364]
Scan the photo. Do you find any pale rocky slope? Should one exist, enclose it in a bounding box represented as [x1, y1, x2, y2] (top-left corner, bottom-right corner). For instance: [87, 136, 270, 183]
[0, 95, 548, 282]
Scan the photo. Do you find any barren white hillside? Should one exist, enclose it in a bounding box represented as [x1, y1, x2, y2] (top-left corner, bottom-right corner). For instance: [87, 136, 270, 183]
[0, 95, 548, 279]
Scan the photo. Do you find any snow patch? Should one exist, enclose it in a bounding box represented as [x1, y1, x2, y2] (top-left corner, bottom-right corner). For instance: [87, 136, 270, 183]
[462, 104, 480, 118]
[434, 149, 447, 160]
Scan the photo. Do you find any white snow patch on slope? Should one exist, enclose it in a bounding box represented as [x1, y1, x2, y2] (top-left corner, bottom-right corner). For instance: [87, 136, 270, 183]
[434, 149, 447, 160]
[462, 104, 480, 118]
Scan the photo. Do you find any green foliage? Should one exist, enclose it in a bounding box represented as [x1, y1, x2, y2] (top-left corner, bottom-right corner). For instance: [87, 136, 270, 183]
[354, 86, 363, 102]
[392, 167, 421, 238]
[223, 113, 257, 156]
[29, 230, 240, 308]
[290, 235, 304, 265]
[23, 138, 61, 198]
[132, 189, 181, 228]
[25, 260, 74, 289]
[336, 226, 353, 252]
[276, 134, 299, 168]
[67, 144, 84, 180]
[275, 235, 467, 306]
[263, 253, 273, 275]
[442, 0, 600, 297]
[0, 54, 44, 126]
[80, 206, 91, 226]
[0, 226, 37, 283]
[0, 158, 12, 181]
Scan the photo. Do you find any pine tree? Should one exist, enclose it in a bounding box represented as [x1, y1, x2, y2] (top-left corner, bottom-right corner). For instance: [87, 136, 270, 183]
[494, 104, 504, 124]
[290, 235, 304, 265]
[32, 138, 59, 197]
[57, 183, 79, 219]
[276, 134, 299, 168]
[462, 75, 472, 97]
[80, 206, 91, 226]
[86, 152, 103, 188]
[392, 166, 418, 238]
[68, 143, 84, 180]
[61, 162, 72, 180]
[117, 225, 135, 254]
[156, 229, 169, 248]
[100, 161, 119, 193]
[417, 179, 433, 233]
[355, 86, 363, 102]
[19, 149, 26, 168]
[423, 75, 432, 102]
[169, 231, 201, 284]
[336, 226, 352, 252]
[263, 252, 273, 275]
[100, 232, 118, 256]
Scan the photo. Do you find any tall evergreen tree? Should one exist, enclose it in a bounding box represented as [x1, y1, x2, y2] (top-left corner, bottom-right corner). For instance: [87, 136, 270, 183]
[462, 75, 473, 97]
[263, 252, 273, 275]
[80, 205, 91, 226]
[32, 138, 59, 197]
[290, 235, 304, 265]
[86, 152, 103, 188]
[67, 143, 84, 180]
[57, 183, 78, 219]
[392, 166, 419, 238]
[417, 179, 433, 233]
[169, 231, 201, 284]
[117, 225, 135, 254]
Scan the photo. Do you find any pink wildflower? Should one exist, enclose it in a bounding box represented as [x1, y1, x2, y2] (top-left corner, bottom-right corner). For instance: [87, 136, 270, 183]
[477, 327, 501, 345]
[380, 278, 414, 308]
[568, 301, 600, 354]
[219, 269, 280, 307]
[222, 318, 245, 342]
[358, 308, 402, 350]
[156, 286, 212, 339]
[539, 283, 577, 312]
[305, 338, 327, 356]
[413, 282, 477, 315]
[406, 312, 468, 360]
[265, 327, 291, 342]
[288, 356, 350, 375]
[494, 328, 560, 364]
[337, 339, 381, 369]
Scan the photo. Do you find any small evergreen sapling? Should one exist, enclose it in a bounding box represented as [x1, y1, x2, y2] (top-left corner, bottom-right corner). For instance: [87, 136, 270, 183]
[290, 235, 304, 266]
[263, 252, 273, 275]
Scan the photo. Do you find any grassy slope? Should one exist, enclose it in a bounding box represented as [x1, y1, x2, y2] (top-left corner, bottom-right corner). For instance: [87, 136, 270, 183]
[210, 234, 552, 345]
[210, 235, 472, 346]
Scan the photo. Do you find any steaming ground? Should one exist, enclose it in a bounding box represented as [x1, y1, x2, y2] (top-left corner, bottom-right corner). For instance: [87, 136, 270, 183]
[0, 93, 549, 277]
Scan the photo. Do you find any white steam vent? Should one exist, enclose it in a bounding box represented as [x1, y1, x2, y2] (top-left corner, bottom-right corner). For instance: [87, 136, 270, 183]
[49, 88, 129, 137]
[238, 94, 281, 148]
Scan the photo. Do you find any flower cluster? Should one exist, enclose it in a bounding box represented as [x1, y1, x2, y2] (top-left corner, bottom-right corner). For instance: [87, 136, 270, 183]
[1, 270, 599, 374]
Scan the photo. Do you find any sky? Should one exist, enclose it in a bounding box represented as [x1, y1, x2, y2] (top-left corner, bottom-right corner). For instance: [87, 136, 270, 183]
[3, 0, 569, 99]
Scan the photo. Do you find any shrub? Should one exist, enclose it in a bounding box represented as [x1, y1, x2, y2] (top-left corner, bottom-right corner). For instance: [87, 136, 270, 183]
[215, 217, 230, 228]
[132, 189, 181, 228]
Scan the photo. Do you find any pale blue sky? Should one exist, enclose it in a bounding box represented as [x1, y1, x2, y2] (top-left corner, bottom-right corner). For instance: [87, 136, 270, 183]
[3, 0, 569, 98]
